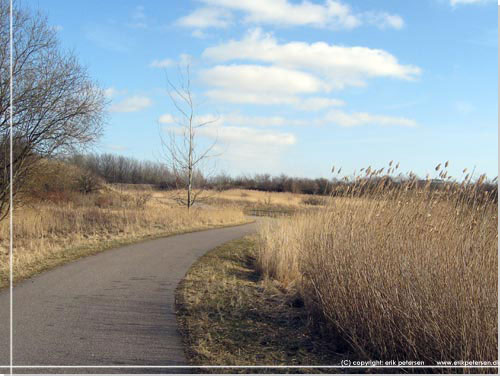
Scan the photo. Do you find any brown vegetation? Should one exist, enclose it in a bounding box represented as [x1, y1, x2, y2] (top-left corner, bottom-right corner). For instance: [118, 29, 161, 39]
[198, 189, 325, 210]
[257, 163, 497, 366]
[176, 237, 344, 371]
[0, 160, 247, 288]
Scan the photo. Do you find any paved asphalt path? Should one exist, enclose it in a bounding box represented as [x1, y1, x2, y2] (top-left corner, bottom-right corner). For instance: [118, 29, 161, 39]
[0, 221, 257, 373]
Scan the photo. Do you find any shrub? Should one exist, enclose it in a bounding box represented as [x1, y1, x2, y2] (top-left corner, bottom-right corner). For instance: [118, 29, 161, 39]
[76, 172, 101, 194]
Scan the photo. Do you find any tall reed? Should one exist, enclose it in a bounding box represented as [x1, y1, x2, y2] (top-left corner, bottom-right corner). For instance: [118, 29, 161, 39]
[257, 163, 497, 364]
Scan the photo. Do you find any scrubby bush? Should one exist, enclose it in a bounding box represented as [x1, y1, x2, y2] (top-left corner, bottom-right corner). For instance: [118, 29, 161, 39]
[76, 172, 101, 194]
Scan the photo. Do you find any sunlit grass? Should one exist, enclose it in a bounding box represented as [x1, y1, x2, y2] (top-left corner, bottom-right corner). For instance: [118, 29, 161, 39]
[257, 163, 497, 364]
[0, 187, 247, 287]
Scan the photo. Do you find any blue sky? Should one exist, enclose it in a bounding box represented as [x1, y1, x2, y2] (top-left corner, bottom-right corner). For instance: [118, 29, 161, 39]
[25, 0, 498, 179]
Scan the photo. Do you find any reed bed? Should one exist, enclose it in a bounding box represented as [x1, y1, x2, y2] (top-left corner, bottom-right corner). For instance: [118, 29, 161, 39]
[257, 163, 497, 365]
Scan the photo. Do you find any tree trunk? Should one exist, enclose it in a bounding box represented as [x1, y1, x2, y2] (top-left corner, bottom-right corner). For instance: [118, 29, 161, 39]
[187, 121, 193, 210]
[187, 167, 192, 210]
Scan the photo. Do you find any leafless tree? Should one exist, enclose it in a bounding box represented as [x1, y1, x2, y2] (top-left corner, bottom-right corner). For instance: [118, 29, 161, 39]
[160, 65, 218, 210]
[68, 153, 174, 186]
[0, 0, 106, 220]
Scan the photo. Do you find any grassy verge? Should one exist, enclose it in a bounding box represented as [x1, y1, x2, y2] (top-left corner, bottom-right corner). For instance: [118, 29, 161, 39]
[175, 236, 348, 373]
[0, 207, 252, 289]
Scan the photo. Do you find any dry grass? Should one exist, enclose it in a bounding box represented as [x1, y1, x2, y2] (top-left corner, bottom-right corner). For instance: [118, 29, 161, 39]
[0, 186, 247, 288]
[257, 165, 497, 367]
[176, 236, 346, 372]
[212, 189, 312, 207]
[159, 189, 323, 210]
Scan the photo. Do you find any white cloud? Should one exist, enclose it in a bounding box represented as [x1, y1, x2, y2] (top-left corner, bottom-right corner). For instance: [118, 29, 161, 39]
[450, 0, 493, 5]
[159, 106, 416, 172]
[160, 112, 302, 128]
[158, 114, 176, 124]
[172, 110, 417, 129]
[201, 30, 419, 105]
[220, 114, 286, 127]
[179, 53, 193, 66]
[109, 96, 152, 112]
[324, 110, 417, 127]
[104, 87, 128, 98]
[198, 124, 296, 145]
[297, 97, 345, 111]
[203, 29, 421, 90]
[150, 58, 174, 68]
[104, 88, 115, 98]
[163, 113, 297, 144]
[163, 117, 297, 172]
[205, 90, 298, 105]
[195, 109, 416, 128]
[149, 54, 193, 69]
[205, 88, 345, 109]
[363, 12, 404, 29]
[207, 125, 296, 173]
[178, 0, 403, 30]
[217, 110, 416, 128]
[201, 64, 329, 97]
[192, 29, 208, 38]
[202, 0, 360, 29]
[176, 7, 232, 28]
[221, 113, 309, 127]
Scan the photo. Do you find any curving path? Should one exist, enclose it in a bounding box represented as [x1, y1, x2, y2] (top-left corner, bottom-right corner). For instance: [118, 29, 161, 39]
[0, 221, 257, 373]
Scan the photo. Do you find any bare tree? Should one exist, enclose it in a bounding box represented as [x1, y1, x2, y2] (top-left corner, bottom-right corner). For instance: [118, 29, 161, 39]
[0, 0, 106, 219]
[160, 65, 218, 210]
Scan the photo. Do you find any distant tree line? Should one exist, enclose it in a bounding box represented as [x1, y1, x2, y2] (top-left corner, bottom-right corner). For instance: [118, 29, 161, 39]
[206, 174, 496, 200]
[66, 154, 335, 195]
[64, 153, 497, 203]
[206, 173, 333, 195]
[67, 153, 175, 187]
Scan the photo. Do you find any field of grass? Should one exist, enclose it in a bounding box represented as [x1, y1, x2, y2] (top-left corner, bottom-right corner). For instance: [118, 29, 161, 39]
[0, 186, 248, 288]
[160, 188, 327, 211]
[2, 157, 497, 371]
[257, 166, 497, 367]
[176, 236, 348, 372]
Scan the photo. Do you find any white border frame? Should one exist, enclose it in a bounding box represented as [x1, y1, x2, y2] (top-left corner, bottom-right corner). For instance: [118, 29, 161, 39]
[5, 0, 500, 374]
[9, 0, 13, 373]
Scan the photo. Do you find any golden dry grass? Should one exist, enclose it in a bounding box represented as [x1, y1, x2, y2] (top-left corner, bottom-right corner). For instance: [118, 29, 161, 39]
[159, 188, 323, 210]
[0, 187, 247, 287]
[212, 189, 313, 207]
[176, 236, 344, 371]
[257, 168, 497, 365]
